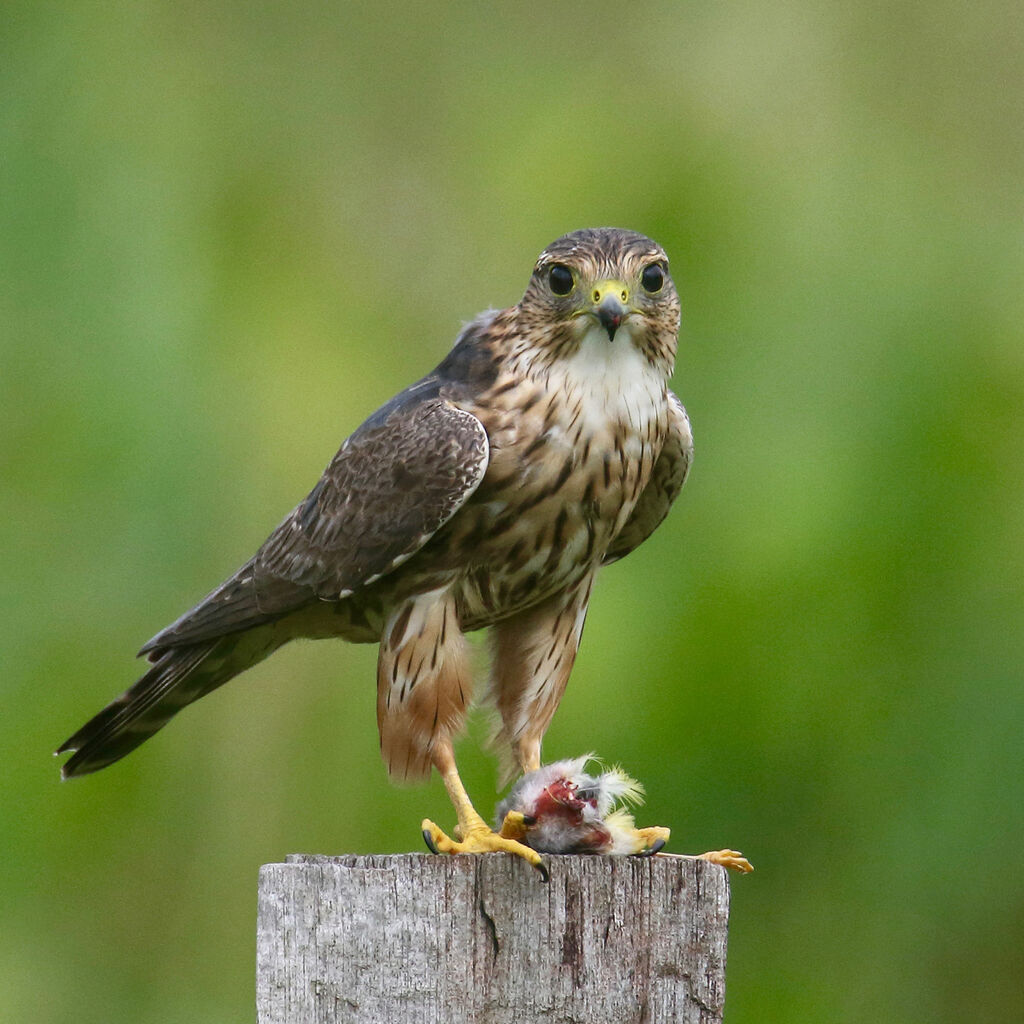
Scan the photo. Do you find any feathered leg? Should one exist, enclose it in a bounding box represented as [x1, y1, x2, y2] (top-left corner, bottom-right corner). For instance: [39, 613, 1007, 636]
[487, 574, 595, 780]
[485, 576, 681, 858]
[375, 586, 546, 876]
[376, 587, 472, 782]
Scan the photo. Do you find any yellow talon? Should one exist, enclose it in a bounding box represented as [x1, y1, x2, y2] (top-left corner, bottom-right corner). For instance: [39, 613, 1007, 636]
[496, 810, 534, 842]
[421, 747, 549, 879]
[632, 825, 671, 854]
[698, 848, 754, 873]
[422, 817, 548, 880]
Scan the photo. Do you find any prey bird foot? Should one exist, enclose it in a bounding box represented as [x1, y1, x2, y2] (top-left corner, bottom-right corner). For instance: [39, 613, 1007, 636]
[421, 818, 549, 881]
[698, 848, 754, 873]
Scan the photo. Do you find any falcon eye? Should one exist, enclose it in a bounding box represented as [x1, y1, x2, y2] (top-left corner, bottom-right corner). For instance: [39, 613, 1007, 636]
[548, 264, 575, 296]
[641, 263, 665, 294]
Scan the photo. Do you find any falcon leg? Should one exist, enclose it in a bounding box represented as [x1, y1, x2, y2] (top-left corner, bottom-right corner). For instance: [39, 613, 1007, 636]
[515, 737, 541, 774]
[487, 578, 594, 784]
[421, 742, 548, 880]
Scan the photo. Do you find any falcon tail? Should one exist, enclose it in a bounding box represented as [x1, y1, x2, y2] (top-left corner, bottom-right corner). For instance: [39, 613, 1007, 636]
[57, 631, 273, 779]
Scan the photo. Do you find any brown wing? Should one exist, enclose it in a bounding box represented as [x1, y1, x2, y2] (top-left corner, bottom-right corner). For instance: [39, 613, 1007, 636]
[141, 393, 488, 653]
[603, 390, 692, 565]
[257, 397, 488, 596]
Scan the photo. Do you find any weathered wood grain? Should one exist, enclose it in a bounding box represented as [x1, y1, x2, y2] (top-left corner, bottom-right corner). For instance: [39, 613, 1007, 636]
[257, 853, 730, 1024]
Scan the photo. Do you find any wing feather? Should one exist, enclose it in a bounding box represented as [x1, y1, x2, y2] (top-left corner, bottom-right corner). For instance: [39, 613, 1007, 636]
[141, 393, 488, 653]
[257, 397, 488, 597]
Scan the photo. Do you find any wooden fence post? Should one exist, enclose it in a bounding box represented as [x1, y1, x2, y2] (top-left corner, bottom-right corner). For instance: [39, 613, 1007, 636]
[257, 853, 731, 1023]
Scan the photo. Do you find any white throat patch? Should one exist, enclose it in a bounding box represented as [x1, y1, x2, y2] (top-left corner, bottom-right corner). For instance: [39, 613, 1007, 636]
[554, 321, 665, 432]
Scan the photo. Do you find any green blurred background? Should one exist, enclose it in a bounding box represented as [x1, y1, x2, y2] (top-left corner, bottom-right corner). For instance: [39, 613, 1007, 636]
[3, 1, 1022, 1021]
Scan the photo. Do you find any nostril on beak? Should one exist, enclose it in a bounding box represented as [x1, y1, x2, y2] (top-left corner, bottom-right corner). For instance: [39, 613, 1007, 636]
[596, 296, 627, 341]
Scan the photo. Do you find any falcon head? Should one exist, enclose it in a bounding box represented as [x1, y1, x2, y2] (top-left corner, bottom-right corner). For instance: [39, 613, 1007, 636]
[515, 227, 680, 376]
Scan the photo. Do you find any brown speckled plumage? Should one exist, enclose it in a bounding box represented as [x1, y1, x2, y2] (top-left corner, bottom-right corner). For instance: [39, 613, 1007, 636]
[58, 227, 693, 796]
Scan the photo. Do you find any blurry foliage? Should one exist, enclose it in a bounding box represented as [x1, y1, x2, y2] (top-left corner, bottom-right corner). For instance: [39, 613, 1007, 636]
[2, 1, 1022, 1021]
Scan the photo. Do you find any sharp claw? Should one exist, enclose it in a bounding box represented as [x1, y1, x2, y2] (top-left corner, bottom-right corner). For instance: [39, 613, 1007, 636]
[521, 814, 537, 827]
[422, 815, 546, 879]
[633, 837, 666, 857]
[422, 828, 440, 855]
[535, 859, 549, 883]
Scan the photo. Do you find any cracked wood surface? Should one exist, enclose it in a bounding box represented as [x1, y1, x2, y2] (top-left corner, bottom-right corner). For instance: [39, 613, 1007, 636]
[257, 853, 730, 1023]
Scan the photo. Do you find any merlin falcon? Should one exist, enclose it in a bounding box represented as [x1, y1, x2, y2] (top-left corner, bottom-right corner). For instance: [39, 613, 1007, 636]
[58, 227, 705, 875]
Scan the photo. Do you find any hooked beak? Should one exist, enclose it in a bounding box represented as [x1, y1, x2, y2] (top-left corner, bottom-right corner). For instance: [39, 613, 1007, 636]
[592, 281, 630, 341]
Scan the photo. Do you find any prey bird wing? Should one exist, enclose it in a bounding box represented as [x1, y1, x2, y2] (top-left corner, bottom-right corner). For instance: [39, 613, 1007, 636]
[603, 390, 693, 565]
[140, 386, 489, 655]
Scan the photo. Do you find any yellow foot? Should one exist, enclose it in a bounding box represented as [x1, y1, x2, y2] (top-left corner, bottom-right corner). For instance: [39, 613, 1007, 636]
[422, 818, 549, 881]
[631, 825, 671, 856]
[698, 848, 754, 873]
[495, 810, 534, 842]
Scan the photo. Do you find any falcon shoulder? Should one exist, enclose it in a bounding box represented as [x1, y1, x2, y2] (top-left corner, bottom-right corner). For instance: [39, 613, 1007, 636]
[602, 390, 693, 565]
[255, 394, 488, 601]
[140, 321, 498, 655]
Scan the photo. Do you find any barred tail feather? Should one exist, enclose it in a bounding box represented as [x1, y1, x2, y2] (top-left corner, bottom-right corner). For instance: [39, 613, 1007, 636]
[57, 638, 241, 778]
